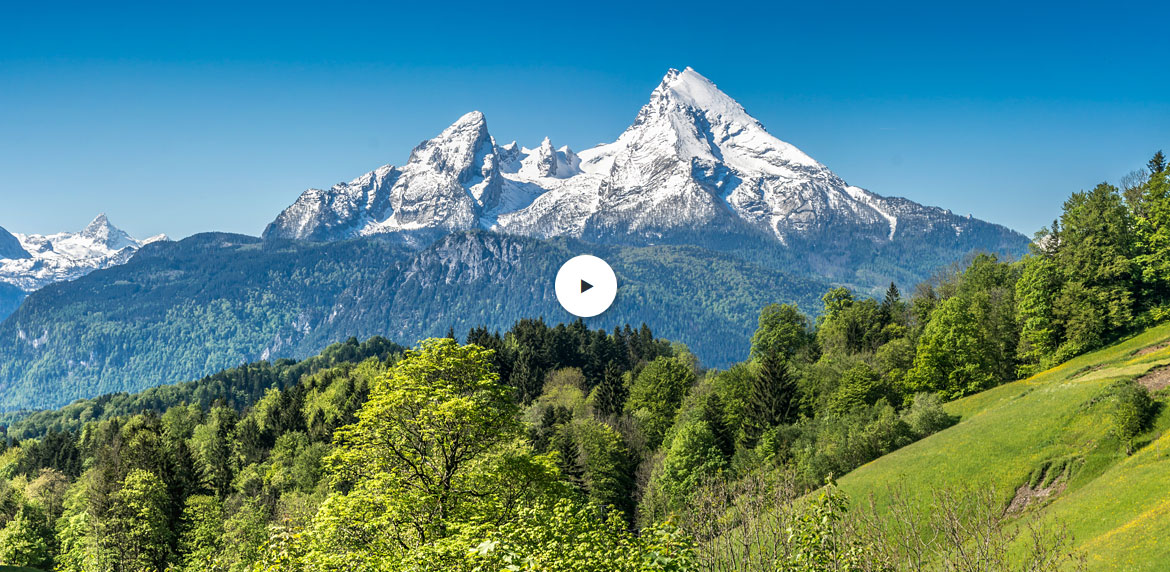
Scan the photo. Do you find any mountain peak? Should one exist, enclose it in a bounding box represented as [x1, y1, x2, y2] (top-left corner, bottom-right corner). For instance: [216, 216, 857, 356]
[79, 213, 135, 250]
[80, 213, 113, 237]
[651, 67, 755, 125]
[86, 212, 110, 227]
[1, 216, 157, 291]
[408, 111, 491, 167]
[451, 110, 486, 129]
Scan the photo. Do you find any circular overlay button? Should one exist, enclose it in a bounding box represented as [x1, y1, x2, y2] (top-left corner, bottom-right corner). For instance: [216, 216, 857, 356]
[555, 255, 618, 318]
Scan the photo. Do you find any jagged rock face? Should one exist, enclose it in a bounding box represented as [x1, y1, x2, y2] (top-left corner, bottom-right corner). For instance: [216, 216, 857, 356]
[0, 227, 30, 260]
[265, 112, 508, 241]
[0, 214, 168, 292]
[377, 111, 502, 232]
[264, 165, 400, 242]
[264, 67, 1028, 261]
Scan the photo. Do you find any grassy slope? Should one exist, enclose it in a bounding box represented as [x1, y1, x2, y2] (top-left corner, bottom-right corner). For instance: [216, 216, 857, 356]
[837, 322, 1170, 571]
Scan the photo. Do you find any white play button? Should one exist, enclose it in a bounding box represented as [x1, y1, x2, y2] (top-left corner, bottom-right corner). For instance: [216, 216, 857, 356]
[555, 255, 617, 318]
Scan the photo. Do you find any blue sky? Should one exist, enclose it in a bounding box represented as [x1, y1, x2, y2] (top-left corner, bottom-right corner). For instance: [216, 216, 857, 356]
[1, 0, 1167, 239]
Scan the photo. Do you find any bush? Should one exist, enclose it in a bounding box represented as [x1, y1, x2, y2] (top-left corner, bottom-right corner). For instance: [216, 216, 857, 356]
[901, 392, 958, 437]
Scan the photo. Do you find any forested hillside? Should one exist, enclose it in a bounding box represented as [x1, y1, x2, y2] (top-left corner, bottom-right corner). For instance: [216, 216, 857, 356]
[0, 336, 405, 441]
[0, 232, 827, 412]
[0, 152, 1165, 571]
[0, 234, 413, 411]
[0, 285, 22, 323]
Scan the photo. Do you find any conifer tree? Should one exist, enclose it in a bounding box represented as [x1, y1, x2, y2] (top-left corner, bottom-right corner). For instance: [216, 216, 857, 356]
[594, 363, 628, 418]
[1148, 150, 1166, 175]
[553, 433, 586, 489]
[701, 392, 735, 459]
[880, 282, 902, 325]
[744, 355, 798, 444]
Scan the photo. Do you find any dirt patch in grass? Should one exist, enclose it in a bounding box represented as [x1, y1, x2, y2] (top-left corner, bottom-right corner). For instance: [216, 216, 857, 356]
[1138, 366, 1170, 391]
[1006, 477, 1067, 515]
[1133, 342, 1170, 357]
[1006, 459, 1074, 515]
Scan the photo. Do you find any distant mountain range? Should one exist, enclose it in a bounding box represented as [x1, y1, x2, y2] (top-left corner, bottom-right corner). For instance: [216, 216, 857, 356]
[0, 215, 167, 318]
[265, 67, 1026, 288]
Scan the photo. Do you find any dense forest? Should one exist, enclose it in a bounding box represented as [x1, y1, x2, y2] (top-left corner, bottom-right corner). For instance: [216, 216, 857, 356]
[0, 232, 830, 412]
[0, 152, 1166, 570]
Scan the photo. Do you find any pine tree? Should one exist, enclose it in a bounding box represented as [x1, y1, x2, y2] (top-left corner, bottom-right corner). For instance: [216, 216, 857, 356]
[1054, 183, 1137, 355]
[1148, 150, 1166, 175]
[511, 348, 543, 404]
[636, 324, 655, 363]
[594, 363, 628, 418]
[744, 355, 798, 444]
[880, 282, 901, 325]
[701, 393, 735, 459]
[883, 282, 900, 307]
[553, 432, 586, 490]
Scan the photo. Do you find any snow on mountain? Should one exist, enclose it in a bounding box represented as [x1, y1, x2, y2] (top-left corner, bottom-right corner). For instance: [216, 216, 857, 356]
[0, 214, 169, 292]
[264, 67, 1023, 253]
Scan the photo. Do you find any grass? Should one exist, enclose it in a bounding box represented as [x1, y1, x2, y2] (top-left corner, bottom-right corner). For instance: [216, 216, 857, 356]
[838, 322, 1170, 571]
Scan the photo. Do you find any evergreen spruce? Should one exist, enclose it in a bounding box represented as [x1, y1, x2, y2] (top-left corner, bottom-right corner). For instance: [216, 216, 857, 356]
[1148, 150, 1166, 175]
[594, 363, 629, 418]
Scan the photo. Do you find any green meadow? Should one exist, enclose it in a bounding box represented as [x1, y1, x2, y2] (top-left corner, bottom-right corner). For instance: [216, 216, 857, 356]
[839, 322, 1170, 570]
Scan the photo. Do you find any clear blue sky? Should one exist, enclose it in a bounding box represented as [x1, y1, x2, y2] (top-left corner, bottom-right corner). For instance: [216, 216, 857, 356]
[2, 0, 1167, 239]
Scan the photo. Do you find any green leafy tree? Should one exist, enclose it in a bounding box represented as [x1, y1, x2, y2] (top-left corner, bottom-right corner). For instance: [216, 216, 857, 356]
[465, 500, 696, 572]
[956, 254, 1020, 383]
[905, 297, 997, 399]
[559, 419, 637, 519]
[751, 303, 813, 361]
[820, 288, 855, 322]
[656, 421, 727, 512]
[818, 296, 887, 356]
[177, 495, 224, 571]
[102, 469, 172, 572]
[1016, 253, 1062, 373]
[626, 357, 695, 449]
[786, 480, 873, 572]
[829, 363, 887, 414]
[315, 338, 564, 567]
[0, 506, 52, 569]
[1136, 167, 1170, 302]
[189, 406, 238, 498]
[1112, 380, 1154, 455]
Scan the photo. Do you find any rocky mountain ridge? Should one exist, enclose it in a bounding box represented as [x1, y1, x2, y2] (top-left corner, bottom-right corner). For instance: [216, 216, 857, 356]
[264, 67, 1027, 268]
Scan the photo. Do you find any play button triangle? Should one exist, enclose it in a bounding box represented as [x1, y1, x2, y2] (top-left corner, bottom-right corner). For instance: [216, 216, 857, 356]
[555, 255, 617, 318]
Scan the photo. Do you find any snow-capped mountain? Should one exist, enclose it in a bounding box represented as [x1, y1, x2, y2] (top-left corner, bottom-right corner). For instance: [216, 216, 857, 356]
[0, 214, 168, 292]
[265, 67, 1025, 263]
